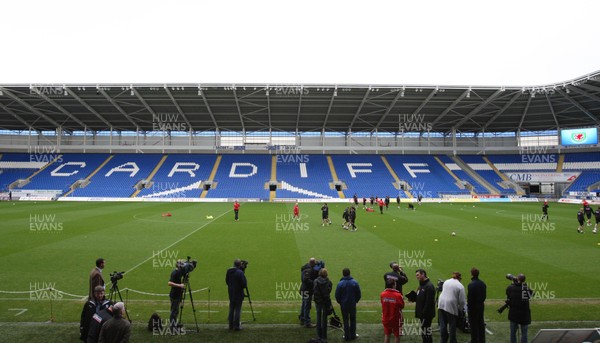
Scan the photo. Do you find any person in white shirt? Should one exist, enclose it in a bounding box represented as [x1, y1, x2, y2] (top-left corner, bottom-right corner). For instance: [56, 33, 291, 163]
[437, 272, 466, 343]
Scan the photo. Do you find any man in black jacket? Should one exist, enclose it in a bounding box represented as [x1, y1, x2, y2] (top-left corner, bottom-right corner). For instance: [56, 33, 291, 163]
[415, 269, 435, 343]
[226, 259, 248, 331]
[299, 258, 318, 327]
[384, 262, 408, 294]
[80, 286, 112, 341]
[313, 268, 333, 342]
[505, 274, 534, 343]
[467, 267, 487, 343]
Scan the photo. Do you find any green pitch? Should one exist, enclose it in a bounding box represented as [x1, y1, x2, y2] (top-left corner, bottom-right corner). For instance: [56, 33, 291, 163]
[1, 200, 599, 328]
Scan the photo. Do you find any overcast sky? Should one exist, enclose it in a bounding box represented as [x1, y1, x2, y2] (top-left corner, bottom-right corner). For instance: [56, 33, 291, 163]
[1, 0, 599, 86]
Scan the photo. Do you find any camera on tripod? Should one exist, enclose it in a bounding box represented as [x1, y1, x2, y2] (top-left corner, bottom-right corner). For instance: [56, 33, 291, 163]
[179, 256, 197, 274]
[240, 259, 249, 271]
[436, 279, 444, 292]
[110, 271, 125, 284]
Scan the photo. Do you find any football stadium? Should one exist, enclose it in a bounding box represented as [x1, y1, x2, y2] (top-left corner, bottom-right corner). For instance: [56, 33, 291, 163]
[1, 2, 600, 343]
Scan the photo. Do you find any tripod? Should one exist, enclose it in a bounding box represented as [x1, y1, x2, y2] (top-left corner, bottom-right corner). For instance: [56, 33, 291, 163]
[108, 280, 131, 323]
[244, 286, 256, 321]
[178, 273, 200, 333]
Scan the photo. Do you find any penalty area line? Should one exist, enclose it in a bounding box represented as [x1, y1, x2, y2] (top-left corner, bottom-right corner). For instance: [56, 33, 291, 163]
[125, 209, 231, 275]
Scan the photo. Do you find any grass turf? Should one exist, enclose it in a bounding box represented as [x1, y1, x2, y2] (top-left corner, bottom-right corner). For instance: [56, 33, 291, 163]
[0, 201, 599, 340]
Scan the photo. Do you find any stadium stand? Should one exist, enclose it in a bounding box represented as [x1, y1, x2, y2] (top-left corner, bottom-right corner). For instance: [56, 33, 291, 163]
[563, 152, 600, 193]
[137, 154, 218, 198]
[385, 155, 469, 197]
[71, 154, 164, 198]
[330, 154, 400, 199]
[204, 154, 271, 199]
[21, 154, 109, 195]
[275, 154, 338, 199]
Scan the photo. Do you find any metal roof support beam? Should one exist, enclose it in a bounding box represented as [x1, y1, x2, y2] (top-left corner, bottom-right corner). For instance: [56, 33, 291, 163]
[482, 91, 522, 130]
[266, 89, 272, 129]
[132, 88, 161, 125]
[453, 89, 503, 129]
[199, 89, 219, 129]
[164, 87, 193, 131]
[544, 94, 560, 129]
[555, 89, 600, 125]
[31, 87, 88, 129]
[0, 102, 32, 129]
[566, 85, 600, 103]
[98, 88, 138, 129]
[579, 83, 600, 94]
[321, 87, 337, 130]
[295, 87, 304, 132]
[232, 87, 245, 132]
[349, 88, 372, 131]
[65, 88, 112, 128]
[431, 89, 469, 126]
[0, 87, 62, 129]
[373, 89, 403, 131]
[517, 96, 532, 132]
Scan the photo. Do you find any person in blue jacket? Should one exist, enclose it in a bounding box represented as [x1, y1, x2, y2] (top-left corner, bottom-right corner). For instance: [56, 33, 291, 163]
[335, 268, 361, 341]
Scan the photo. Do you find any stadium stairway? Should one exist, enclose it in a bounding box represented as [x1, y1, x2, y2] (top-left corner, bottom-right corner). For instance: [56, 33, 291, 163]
[556, 154, 565, 172]
[269, 155, 277, 201]
[482, 156, 525, 195]
[380, 156, 412, 198]
[326, 155, 345, 199]
[200, 155, 222, 198]
[450, 155, 501, 195]
[131, 155, 168, 198]
[433, 156, 476, 196]
[63, 155, 114, 197]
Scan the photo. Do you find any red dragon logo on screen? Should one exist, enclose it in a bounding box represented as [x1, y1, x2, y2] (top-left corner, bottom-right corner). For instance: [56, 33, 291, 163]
[571, 132, 586, 143]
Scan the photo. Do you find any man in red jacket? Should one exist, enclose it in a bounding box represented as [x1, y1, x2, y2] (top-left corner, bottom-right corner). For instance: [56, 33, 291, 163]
[233, 200, 240, 221]
[381, 279, 405, 343]
[293, 203, 300, 221]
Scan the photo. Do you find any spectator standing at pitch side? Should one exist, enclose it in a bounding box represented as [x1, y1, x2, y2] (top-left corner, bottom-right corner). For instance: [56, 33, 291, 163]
[467, 268, 487, 343]
[414, 269, 435, 343]
[89, 258, 105, 299]
[335, 268, 361, 341]
[384, 262, 408, 294]
[381, 279, 404, 343]
[438, 272, 466, 343]
[505, 274, 534, 343]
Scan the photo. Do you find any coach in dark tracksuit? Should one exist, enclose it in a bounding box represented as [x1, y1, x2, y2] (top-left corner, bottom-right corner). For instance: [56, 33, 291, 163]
[226, 259, 247, 330]
[467, 268, 487, 343]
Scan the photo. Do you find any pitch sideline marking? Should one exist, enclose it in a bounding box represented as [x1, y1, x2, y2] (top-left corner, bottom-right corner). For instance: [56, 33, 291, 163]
[125, 209, 231, 275]
[8, 308, 28, 316]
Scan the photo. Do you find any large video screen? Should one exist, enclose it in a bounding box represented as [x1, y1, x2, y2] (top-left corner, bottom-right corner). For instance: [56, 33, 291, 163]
[560, 127, 598, 146]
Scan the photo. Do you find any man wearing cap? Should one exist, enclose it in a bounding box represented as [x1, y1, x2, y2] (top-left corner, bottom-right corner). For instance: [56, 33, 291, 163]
[98, 302, 130, 343]
[437, 272, 466, 343]
[89, 258, 105, 299]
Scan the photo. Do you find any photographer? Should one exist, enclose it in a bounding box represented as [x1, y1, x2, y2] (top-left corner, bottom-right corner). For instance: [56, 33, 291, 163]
[80, 286, 112, 341]
[167, 260, 186, 329]
[384, 262, 408, 294]
[437, 271, 466, 343]
[299, 258, 319, 328]
[504, 274, 534, 343]
[226, 259, 247, 331]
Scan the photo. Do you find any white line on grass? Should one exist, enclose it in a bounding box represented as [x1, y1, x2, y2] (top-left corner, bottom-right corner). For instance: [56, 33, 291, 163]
[125, 209, 231, 275]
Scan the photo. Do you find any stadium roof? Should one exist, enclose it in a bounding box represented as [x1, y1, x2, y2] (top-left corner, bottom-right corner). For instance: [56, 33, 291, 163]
[1, 71, 599, 135]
